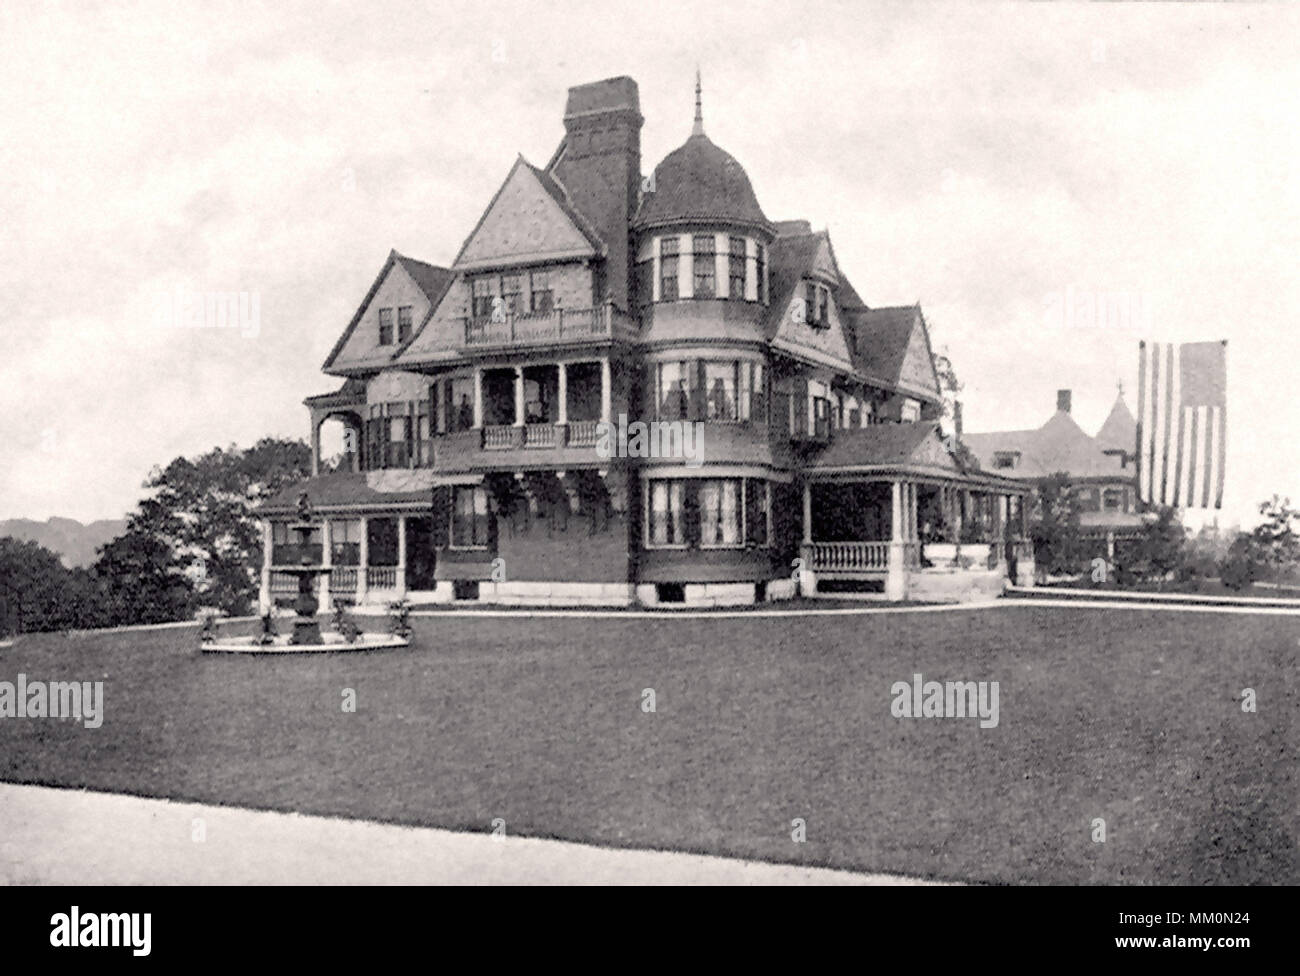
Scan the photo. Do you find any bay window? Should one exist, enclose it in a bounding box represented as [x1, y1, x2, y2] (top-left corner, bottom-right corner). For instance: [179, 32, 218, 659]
[703, 361, 737, 421]
[451, 486, 491, 548]
[644, 478, 772, 549]
[660, 238, 679, 300]
[728, 236, 746, 298]
[692, 234, 715, 298]
[699, 479, 741, 547]
[648, 480, 686, 547]
[654, 360, 694, 421]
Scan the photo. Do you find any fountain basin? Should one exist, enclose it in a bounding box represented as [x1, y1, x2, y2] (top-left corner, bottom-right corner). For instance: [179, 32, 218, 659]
[203, 632, 409, 654]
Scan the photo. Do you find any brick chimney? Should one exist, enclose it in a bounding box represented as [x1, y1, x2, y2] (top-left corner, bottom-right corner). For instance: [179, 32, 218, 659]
[552, 77, 643, 313]
[1057, 389, 1072, 414]
[953, 400, 963, 441]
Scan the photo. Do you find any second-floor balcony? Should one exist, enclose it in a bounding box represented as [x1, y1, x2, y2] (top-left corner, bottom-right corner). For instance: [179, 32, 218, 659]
[461, 303, 637, 350]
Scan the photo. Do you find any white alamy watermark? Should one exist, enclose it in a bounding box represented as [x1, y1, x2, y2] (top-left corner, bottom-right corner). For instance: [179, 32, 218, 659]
[152, 287, 260, 338]
[50, 907, 150, 957]
[1042, 286, 1153, 332]
[890, 673, 999, 729]
[594, 414, 705, 467]
[0, 674, 104, 729]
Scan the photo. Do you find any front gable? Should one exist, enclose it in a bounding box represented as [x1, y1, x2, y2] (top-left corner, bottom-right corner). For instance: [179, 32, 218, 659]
[453, 157, 599, 272]
[895, 311, 942, 400]
[324, 253, 435, 375]
[769, 232, 854, 372]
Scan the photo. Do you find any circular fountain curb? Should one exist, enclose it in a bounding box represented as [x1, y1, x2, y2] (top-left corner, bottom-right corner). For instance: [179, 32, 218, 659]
[202, 633, 410, 654]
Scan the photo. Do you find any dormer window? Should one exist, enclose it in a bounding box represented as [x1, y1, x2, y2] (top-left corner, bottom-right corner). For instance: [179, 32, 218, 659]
[993, 451, 1020, 470]
[378, 307, 394, 345]
[692, 235, 716, 298]
[804, 282, 830, 328]
[397, 306, 413, 343]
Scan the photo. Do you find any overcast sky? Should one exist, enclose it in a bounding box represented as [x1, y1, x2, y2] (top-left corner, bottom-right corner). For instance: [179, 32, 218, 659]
[2, 0, 1296, 529]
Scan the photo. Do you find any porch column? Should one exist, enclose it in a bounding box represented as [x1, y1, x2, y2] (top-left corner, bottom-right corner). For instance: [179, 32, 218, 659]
[514, 367, 525, 426]
[396, 515, 408, 598]
[320, 519, 333, 614]
[357, 516, 370, 605]
[557, 362, 568, 426]
[886, 480, 906, 601]
[310, 417, 321, 477]
[600, 357, 612, 423]
[799, 480, 815, 596]
[473, 367, 484, 428]
[258, 521, 272, 615]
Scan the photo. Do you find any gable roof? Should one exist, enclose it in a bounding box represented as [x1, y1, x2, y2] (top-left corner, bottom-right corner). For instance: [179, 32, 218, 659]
[762, 230, 827, 341]
[321, 250, 451, 375]
[964, 408, 1129, 480]
[847, 305, 943, 404]
[807, 420, 1026, 491]
[451, 155, 603, 271]
[394, 254, 455, 307]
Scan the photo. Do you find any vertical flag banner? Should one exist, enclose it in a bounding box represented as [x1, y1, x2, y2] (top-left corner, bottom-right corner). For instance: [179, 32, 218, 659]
[1135, 340, 1227, 509]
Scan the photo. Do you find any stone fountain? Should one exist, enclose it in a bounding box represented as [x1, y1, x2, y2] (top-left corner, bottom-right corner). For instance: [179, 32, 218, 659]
[200, 491, 410, 654]
[284, 492, 325, 645]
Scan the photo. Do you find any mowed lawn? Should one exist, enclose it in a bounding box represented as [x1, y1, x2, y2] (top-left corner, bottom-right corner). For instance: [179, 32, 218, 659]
[1, 607, 1296, 884]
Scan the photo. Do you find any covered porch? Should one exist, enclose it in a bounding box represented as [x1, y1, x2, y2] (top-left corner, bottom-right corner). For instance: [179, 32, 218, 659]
[799, 424, 1033, 601]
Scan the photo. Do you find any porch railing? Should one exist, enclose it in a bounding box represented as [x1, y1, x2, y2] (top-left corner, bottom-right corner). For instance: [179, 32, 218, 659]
[805, 541, 891, 573]
[329, 567, 358, 594]
[366, 567, 398, 590]
[270, 572, 299, 595]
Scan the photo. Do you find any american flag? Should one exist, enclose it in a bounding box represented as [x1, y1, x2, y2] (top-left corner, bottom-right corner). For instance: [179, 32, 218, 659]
[1136, 340, 1227, 509]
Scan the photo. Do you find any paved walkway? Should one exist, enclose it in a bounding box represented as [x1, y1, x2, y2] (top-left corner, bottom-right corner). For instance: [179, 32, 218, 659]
[0, 783, 934, 886]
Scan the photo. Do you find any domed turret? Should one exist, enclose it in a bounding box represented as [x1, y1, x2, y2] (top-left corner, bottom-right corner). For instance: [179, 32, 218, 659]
[634, 74, 773, 236]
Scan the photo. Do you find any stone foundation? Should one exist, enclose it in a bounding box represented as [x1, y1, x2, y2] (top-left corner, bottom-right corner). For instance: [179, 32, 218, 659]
[906, 567, 1007, 603]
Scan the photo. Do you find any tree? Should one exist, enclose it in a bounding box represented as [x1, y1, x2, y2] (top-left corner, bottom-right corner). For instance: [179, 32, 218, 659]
[1218, 496, 1300, 590]
[0, 538, 106, 633]
[95, 437, 312, 621]
[92, 527, 194, 626]
[1116, 506, 1186, 587]
[1029, 472, 1085, 576]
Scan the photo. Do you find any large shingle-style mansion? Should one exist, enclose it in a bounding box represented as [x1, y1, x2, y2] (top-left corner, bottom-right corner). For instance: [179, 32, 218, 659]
[964, 388, 1144, 556]
[256, 75, 1031, 610]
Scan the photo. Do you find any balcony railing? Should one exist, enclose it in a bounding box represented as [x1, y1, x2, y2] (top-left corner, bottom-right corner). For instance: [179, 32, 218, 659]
[523, 424, 557, 448]
[567, 419, 600, 448]
[483, 425, 516, 450]
[461, 304, 634, 349]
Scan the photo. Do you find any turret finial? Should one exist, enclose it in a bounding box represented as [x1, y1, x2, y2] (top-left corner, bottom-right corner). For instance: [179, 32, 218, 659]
[692, 67, 704, 136]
